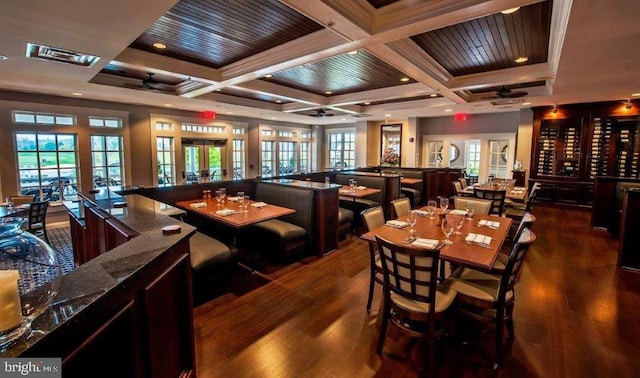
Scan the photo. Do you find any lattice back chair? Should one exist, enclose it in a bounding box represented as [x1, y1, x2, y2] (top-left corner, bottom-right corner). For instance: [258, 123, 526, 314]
[492, 212, 537, 273]
[459, 177, 468, 188]
[361, 206, 386, 312]
[452, 180, 464, 196]
[450, 228, 536, 368]
[10, 195, 36, 206]
[505, 185, 539, 221]
[474, 187, 506, 217]
[375, 235, 456, 376]
[391, 197, 411, 219]
[453, 197, 492, 216]
[26, 200, 50, 243]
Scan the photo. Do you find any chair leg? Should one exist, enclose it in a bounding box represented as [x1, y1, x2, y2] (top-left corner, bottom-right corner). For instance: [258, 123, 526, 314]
[495, 313, 505, 368]
[366, 267, 375, 312]
[376, 301, 390, 354]
[506, 307, 515, 343]
[428, 337, 437, 377]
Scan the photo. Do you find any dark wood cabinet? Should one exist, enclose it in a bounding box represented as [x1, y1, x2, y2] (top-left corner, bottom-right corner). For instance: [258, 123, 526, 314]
[531, 101, 640, 208]
[619, 188, 640, 271]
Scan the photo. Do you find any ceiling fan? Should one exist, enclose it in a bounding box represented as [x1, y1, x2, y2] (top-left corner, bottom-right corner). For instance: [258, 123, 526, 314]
[310, 108, 335, 117]
[125, 72, 174, 93]
[491, 86, 528, 99]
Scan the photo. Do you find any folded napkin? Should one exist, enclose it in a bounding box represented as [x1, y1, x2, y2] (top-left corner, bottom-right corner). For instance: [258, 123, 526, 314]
[514, 187, 526, 191]
[464, 186, 475, 191]
[215, 209, 236, 216]
[385, 220, 409, 228]
[466, 233, 492, 246]
[449, 209, 467, 216]
[478, 219, 500, 229]
[356, 185, 367, 190]
[189, 202, 207, 209]
[414, 210, 429, 217]
[510, 190, 524, 194]
[227, 196, 239, 202]
[16, 204, 30, 210]
[411, 238, 439, 249]
[251, 202, 268, 208]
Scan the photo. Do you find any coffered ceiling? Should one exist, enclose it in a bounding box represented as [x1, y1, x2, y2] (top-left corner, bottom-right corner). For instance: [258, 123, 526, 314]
[1, 0, 639, 125]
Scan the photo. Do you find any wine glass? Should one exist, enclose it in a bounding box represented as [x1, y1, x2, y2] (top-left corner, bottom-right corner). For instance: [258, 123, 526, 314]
[219, 188, 226, 205]
[454, 214, 465, 235]
[441, 215, 454, 244]
[237, 191, 244, 211]
[465, 202, 475, 222]
[427, 200, 437, 219]
[215, 190, 223, 207]
[242, 195, 250, 213]
[406, 210, 418, 242]
[439, 197, 449, 213]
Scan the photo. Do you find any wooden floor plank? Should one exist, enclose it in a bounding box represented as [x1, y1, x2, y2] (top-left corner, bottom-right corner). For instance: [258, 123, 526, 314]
[193, 206, 640, 377]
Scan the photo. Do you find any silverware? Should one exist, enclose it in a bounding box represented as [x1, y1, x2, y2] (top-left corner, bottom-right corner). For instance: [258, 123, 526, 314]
[466, 241, 493, 249]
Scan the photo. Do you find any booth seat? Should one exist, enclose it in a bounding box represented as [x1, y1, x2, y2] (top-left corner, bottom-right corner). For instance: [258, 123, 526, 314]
[335, 174, 386, 221]
[189, 231, 238, 303]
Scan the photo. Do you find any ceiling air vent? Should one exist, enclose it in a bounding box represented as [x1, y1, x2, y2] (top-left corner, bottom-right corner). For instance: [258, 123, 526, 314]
[490, 98, 523, 106]
[26, 43, 100, 67]
[351, 113, 372, 118]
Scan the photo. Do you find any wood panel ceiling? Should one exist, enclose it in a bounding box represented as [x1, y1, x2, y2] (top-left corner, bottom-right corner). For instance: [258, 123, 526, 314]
[85, 0, 568, 122]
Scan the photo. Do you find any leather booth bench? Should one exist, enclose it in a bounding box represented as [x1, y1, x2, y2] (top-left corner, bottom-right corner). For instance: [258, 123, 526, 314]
[189, 231, 238, 303]
[335, 172, 400, 221]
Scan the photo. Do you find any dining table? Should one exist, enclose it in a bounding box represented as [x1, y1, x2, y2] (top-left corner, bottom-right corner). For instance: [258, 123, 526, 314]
[461, 184, 529, 202]
[338, 186, 381, 201]
[400, 177, 422, 185]
[0, 203, 30, 218]
[361, 208, 512, 272]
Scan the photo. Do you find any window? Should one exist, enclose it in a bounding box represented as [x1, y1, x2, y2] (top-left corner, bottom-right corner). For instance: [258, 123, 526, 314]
[300, 132, 311, 139]
[261, 130, 274, 136]
[15, 133, 78, 201]
[299, 142, 310, 173]
[181, 124, 225, 134]
[279, 131, 294, 137]
[327, 131, 355, 169]
[232, 139, 245, 180]
[428, 141, 444, 167]
[233, 128, 245, 135]
[13, 111, 75, 126]
[279, 141, 297, 175]
[156, 137, 175, 185]
[489, 140, 510, 178]
[156, 122, 173, 131]
[89, 116, 122, 128]
[466, 140, 481, 175]
[91, 135, 124, 189]
[261, 141, 275, 177]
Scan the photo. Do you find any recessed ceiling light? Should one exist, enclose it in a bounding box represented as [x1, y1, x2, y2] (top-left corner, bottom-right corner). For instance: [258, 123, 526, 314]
[522, 102, 531, 106]
[341, 118, 346, 121]
[400, 77, 410, 82]
[275, 100, 282, 103]
[429, 93, 438, 97]
[364, 102, 371, 105]
[632, 93, 640, 97]
[215, 88, 222, 92]
[325, 91, 332, 95]
[444, 109, 453, 112]
[348, 50, 358, 55]
[385, 114, 391, 117]
[271, 117, 277, 120]
[71, 92, 83, 96]
[264, 74, 273, 78]
[0, 54, 7, 60]
[501, 7, 520, 15]
[515, 56, 528, 63]
[163, 104, 172, 107]
[152, 42, 167, 49]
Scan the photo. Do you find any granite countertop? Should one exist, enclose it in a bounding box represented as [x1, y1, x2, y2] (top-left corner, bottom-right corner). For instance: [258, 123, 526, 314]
[260, 178, 341, 190]
[2, 193, 195, 357]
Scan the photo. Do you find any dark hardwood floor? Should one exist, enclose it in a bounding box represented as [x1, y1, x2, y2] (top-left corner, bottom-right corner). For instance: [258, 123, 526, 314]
[193, 206, 640, 377]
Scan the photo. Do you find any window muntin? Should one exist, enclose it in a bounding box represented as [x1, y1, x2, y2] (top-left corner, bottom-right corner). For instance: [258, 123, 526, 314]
[466, 141, 481, 175]
[91, 135, 124, 189]
[279, 131, 295, 138]
[13, 111, 75, 126]
[156, 137, 175, 185]
[488, 140, 509, 178]
[299, 142, 310, 173]
[15, 133, 79, 201]
[327, 131, 355, 169]
[89, 116, 122, 128]
[233, 128, 245, 135]
[181, 124, 225, 134]
[261, 141, 275, 177]
[232, 139, 245, 179]
[278, 141, 297, 175]
[156, 122, 174, 131]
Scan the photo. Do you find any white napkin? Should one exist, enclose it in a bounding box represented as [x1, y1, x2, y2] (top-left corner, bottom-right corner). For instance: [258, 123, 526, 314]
[227, 196, 239, 202]
[411, 238, 439, 249]
[514, 187, 526, 191]
[479, 219, 500, 229]
[465, 186, 475, 191]
[466, 233, 492, 246]
[356, 185, 367, 190]
[450, 209, 467, 216]
[189, 202, 207, 208]
[414, 210, 429, 217]
[385, 220, 409, 228]
[251, 202, 268, 208]
[215, 209, 236, 216]
[510, 190, 524, 194]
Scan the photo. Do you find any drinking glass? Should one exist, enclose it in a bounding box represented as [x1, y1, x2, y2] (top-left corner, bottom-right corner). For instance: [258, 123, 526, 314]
[427, 200, 437, 219]
[242, 195, 250, 213]
[439, 197, 449, 213]
[406, 210, 418, 241]
[465, 202, 475, 222]
[219, 188, 226, 204]
[215, 190, 223, 207]
[237, 191, 244, 210]
[441, 215, 454, 244]
[454, 214, 465, 235]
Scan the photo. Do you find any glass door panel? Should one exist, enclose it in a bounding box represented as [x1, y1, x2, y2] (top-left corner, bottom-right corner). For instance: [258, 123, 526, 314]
[182, 140, 225, 183]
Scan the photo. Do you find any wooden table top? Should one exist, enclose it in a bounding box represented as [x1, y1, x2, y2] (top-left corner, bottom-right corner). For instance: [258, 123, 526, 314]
[175, 198, 295, 229]
[361, 210, 512, 271]
[462, 185, 528, 202]
[400, 177, 422, 185]
[338, 187, 381, 198]
[0, 204, 29, 218]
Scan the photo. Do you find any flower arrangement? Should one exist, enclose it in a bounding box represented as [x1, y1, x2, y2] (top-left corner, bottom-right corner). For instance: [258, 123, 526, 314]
[380, 147, 400, 166]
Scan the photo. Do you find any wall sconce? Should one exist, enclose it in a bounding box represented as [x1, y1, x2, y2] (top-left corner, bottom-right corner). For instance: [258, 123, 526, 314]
[625, 100, 633, 109]
[552, 105, 558, 114]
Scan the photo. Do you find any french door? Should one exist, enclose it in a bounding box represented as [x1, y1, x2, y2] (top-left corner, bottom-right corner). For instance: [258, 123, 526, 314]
[182, 139, 224, 183]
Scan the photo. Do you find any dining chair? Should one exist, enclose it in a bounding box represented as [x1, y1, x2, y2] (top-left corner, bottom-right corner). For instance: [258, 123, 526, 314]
[474, 187, 506, 216]
[391, 197, 411, 219]
[491, 212, 537, 274]
[9, 195, 36, 206]
[361, 206, 385, 312]
[505, 184, 540, 220]
[452, 180, 464, 196]
[460, 177, 468, 188]
[374, 235, 456, 376]
[26, 200, 50, 243]
[453, 197, 492, 215]
[449, 228, 536, 369]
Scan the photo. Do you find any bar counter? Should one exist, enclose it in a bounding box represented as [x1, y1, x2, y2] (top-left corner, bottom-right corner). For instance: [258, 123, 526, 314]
[1, 192, 197, 378]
